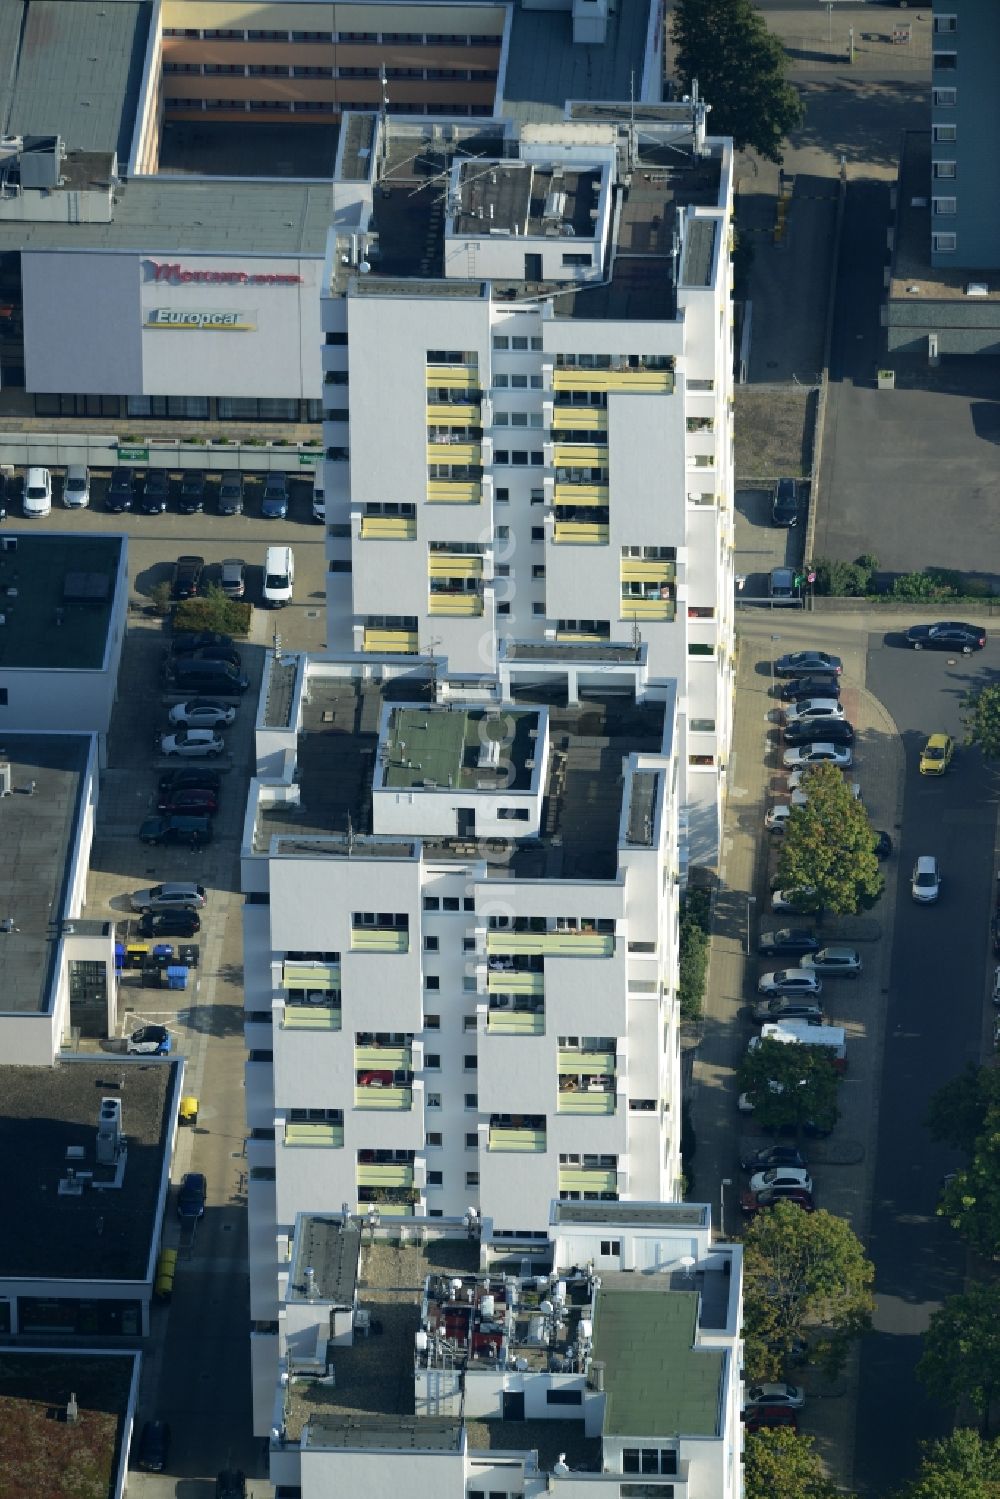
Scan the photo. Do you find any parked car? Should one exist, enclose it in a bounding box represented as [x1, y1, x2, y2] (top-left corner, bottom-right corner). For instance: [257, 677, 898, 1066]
[744, 1382, 805, 1412]
[139, 814, 214, 847]
[165, 657, 249, 696]
[262, 472, 289, 518]
[137, 909, 201, 939]
[178, 1171, 207, 1219]
[779, 674, 841, 702]
[63, 464, 90, 508]
[139, 469, 170, 514]
[158, 788, 219, 817]
[764, 805, 794, 833]
[135, 1419, 172, 1471]
[178, 470, 206, 514]
[130, 882, 207, 913]
[170, 555, 204, 600]
[770, 886, 818, 912]
[217, 474, 245, 516]
[23, 465, 52, 517]
[740, 1185, 814, 1217]
[170, 630, 234, 654]
[873, 829, 893, 860]
[168, 700, 236, 730]
[220, 558, 246, 598]
[743, 1406, 800, 1435]
[788, 766, 857, 792]
[775, 650, 843, 677]
[311, 477, 325, 522]
[740, 1144, 809, 1174]
[127, 1025, 172, 1056]
[906, 620, 985, 653]
[783, 743, 852, 769]
[748, 1166, 813, 1195]
[753, 996, 824, 1024]
[769, 566, 797, 599]
[757, 970, 823, 998]
[919, 732, 954, 776]
[799, 946, 862, 978]
[771, 478, 798, 527]
[216, 1471, 247, 1499]
[158, 768, 221, 798]
[106, 467, 135, 512]
[783, 719, 855, 747]
[912, 854, 941, 904]
[757, 929, 820, 958]
[160, 729, 225, 758]
[784, 697, 845, 726]
[176, 643, 243, 671]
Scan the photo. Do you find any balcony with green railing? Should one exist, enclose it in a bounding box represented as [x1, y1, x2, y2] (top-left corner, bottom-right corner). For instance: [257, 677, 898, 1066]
[282, 1002, 342, 1031]
[354, 1083, 413, 1111]
[558, 1049, 616, 1075]
[486, 930, 614, 958]
[355, 1044, 412, 1071]
[490, 1126, 547, 1152]
[558, 1167, 618, 1192]
[487, 969, 544, 995]
[356, 1162, 415, 1188]
[557, 1088, 616, 1115]
[284, 1121, 344, 1148]
[486, 1006, 545, 1036]
[351, 925, 409, 953]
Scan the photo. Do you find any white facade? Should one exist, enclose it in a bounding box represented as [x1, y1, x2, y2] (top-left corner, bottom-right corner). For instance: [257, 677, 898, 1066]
[321, 110, 735, 864]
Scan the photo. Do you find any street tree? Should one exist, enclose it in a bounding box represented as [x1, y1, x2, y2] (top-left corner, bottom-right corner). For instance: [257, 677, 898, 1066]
[744, 1426, 843, 1499]
[926, 1063, 1000, 1156]
[891, 1427, 1000, 1499]
[963, 683, 1000, 761]
[743, 1201, 874, 1380]
[671, 0, 805, 163]
[738, 1038, 840, 1139]
[918, 1283, 1000, 1435]
[937, 1122, 1000, 1259]
[775, 763, 884, 916]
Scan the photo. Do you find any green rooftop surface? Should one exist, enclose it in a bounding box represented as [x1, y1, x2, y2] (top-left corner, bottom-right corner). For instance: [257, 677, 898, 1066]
[0, 534, 121, 670]
[382, 706, 539, 792]
[0, 1350, 135, 1499]
[593, 1288, 723, 1438]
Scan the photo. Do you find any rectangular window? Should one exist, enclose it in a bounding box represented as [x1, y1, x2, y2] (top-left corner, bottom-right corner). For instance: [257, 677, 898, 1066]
[426, 1054, 441, 1070]
[933, 196, 957, 216]
[546, 1388, 583, 1405]
[427, 1092, 441, 1108]
[933, 51, 957, 70]
[444, 897, 460, 912]
[424, 1014, 440, 1030]
[933, 87, 957, 106]
[496, 487, 510, 502]
[464, 1055, 478, 1070]
[690, 717, 716, 733]
[423, 896, 440, 911]
[0, 689, 6, 706]
[531, 526, 544, 541]
[600, 1239, 622, 1255]
[466, 1133, 478, 1148]
[933, 160, 956, 179]
[932, 232, 957, 252]
[464, 898, 475, 911]
[934, 15, 957, 33]
[492, 335, 510, 350]
[426, 1133, 443, 1147]
[465, 1093, 478, 1109]
[463, 1015, 477, 1032]
[428, 1171, 443, 1186]
[688, 643, 715, 657]
[466, 1171, 480, 1187]
[425, 975, 440, 991]
[532, 602, 545, 616]
[424, 936, 439, 952]
[933, 124, 957, 142]
[562, 252, 592, 267]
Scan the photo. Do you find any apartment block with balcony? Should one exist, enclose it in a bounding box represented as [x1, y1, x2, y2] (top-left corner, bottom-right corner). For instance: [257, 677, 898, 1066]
[320, 102, 735, 862]
[242, 653, 684, 1423]
[261, 1201, 743, 1493]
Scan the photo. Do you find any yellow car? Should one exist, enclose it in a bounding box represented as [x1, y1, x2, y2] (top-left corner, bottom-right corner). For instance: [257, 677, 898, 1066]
[919, 733, 954, 776]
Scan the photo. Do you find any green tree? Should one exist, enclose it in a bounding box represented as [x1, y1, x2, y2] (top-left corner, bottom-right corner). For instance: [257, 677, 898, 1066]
[918, 1283, 1000, 1435]
[891, 1428, 1000, 1499]
[963, 683, 1000, 761]
[926, 1064, 1000, 1155]
[671, 0, 804, 162]
[744, 1426, 843, 1499]
[738, 1039, 840, 1139]
[743, 1201, 874, 1380]
[938, 1123, 1000, 1258]
[775, 763, 884, 916]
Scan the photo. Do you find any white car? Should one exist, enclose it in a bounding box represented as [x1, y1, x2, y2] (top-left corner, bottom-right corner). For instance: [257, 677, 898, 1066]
[771, 886, 818, 912]
[790, 780, 862, 806]
[757, 970, 823, 997]
[783, 743, 853, 769]
[783, 697, 845, 725]
[63, 465, 90, 508]
[744, 1382, 805, 1411]
[23, 466, 52, 517]
[748, 1166, 813, 1196]
[160, 729, 225, 758]
[168, 700, 237, 730]
[765, 805, 794, 832]
[912, 855, 941, 904]
[800, 946, 862, 978]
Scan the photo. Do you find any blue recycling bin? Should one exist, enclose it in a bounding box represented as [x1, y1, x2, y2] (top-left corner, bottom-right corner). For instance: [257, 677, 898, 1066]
[114, 942, 126, 973]
[166, 965, 189, 991]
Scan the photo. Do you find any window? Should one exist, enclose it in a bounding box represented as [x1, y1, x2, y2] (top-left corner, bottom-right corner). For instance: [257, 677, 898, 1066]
[426, 1054, 441, 1070]
[511, 374, 528, 389]
[690, 717, 716, 733]
[933, 160, 957, 179]
[425, 975, 440, 991]
[464, 898, 475, 911]
[546, 1388, 583, 1405]
[933, 232, 957, 252]
[463, 1015, 477, 1032]
[497, 602, 510, 616]
[424, 1014, 440, 1030]
[444, 897, 460, 912]
[465, 1093, 478, 1109]
[934, 15, 957, 32]
[466, 1171, 480, 1186]
[601, 1239, 622, 1255]
[532, 564, 546, 579]
[496, 487, 509, 502]
[531, 526, 544, 541]
[424, 936, 439, 952]
[427, 1093, 441, 1108]
[426, 1132, 443, 1147]
[532, 602, 545, 616]
[493, 335, 510, 349]
[428, 1171, 443, 1186]
[562, 252, 592, 267]
[688, 643, 715, 657]
[933, 87, 957, 106]
[464, 1054, 478, 1070]
[622, 1449, 675, 1475]
[496, 525, 510, 540]
[629, 1098, 656, 1111]
[530, 488, 544, 504]
[0, 689, 6, 706]
[511, 412, 528, 427]
[463, 937, 476, 951]
[933, 124, 957, 142]
[466, 1133, 478, 1148]
[933, 196, 957, 216]
[423, 896, 440, 911]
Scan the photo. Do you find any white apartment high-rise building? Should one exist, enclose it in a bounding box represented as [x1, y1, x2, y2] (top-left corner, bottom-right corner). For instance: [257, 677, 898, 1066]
[320, 105, 735, 864]
[243, 653, 683, 1424]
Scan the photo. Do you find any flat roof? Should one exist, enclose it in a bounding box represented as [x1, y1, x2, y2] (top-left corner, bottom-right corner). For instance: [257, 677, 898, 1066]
[0, 1058, 177, 1280]
[0, 533, 121, 671]
[465, 1417, 600, 1471]
[0, 734, 93, 1017]
[890, 130, 1000, 302]
[452, 162, 602, 240]
[1, 1, 151, 161]
[554, 1202, 709, 1228]
[380, 704, 539, 791]
[289, 1216, 362, 1305]
[0, 1351, 136, 1499]
[593, 1287, 724, 1438]
[502, 0, 655, 124]
[158, 120, 340, 180]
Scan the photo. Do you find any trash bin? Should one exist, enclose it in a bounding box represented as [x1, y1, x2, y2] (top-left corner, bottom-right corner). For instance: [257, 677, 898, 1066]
[179, 1095, 199, 1126]
[166, 965, 189, 991]
[142, 964, 164, 988]
[178, 944, 199, 969]
[151, 943, 175, 963]
[125, 943, 150, 970]
[114, 942, 126, 973]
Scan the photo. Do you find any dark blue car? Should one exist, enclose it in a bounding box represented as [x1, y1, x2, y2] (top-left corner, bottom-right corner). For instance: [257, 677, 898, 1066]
[261, 473, 288, 518]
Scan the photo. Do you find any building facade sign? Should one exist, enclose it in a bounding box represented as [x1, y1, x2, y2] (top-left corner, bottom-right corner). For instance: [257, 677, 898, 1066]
[144, 260, 303, 287]
[145, 309, 256, 331]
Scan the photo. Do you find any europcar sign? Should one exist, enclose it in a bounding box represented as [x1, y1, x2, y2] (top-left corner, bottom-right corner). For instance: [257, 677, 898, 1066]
[145, 309, 256, 331]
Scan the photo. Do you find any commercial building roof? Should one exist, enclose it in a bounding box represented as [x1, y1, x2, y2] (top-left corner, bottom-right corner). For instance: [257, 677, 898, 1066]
[380, 704, 540, 792]
[0, 533, 122, 672]
[502, 0, 655, 123]
[593, 1287, 724, 1438]
[890, 130, 1000, 302]
[0, 733, 93, 1017]
[289, 1215, 362, 1305]
[0, 1350, 137, 1499]
[0, 0, 151, 161]
[0, 1058, 177, 1280]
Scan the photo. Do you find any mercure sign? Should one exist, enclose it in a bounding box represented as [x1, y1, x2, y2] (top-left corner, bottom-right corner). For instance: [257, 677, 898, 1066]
[143, 260, 304, 287]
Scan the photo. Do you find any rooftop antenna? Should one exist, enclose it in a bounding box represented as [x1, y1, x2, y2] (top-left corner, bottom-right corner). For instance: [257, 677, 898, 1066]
[377, 65, 390, 189]
[424, 637, 442, 698]
[346, 812, 355, 855]
[631, 621, 642, 658]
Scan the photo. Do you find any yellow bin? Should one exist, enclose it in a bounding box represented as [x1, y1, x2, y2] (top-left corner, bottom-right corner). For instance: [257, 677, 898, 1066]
[179, 1096, 199, 1126]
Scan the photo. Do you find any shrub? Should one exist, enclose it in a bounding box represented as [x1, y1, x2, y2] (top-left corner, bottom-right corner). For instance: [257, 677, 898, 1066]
[891, 570, 957, 602]
[173, 584, 252, 637]
[678, 888, 712, 1020]
[149, 580, 172, 616]
[810, 555, 877, 597]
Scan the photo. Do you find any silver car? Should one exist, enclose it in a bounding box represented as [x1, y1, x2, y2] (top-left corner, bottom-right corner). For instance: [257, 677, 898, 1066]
[160, 729, 224, 758]
[799, 946, 862, 978]
[63, 464, 90, 508]
[168, 700, 237, 730]
[130, 881, 207, 913]
[757, 969, 823, 997]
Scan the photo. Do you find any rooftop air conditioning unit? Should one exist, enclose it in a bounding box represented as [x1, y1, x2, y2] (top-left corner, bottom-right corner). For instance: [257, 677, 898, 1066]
[967, 282, 989, 297]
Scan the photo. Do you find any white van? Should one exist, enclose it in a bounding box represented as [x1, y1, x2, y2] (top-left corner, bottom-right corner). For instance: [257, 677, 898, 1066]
[23, 466, 52, 517]
[262, 545, 294, 608]
[754, 1020, 847, 1071]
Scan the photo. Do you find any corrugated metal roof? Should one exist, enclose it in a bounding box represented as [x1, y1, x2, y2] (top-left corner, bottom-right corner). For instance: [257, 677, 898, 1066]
[4, 1, 151, 160]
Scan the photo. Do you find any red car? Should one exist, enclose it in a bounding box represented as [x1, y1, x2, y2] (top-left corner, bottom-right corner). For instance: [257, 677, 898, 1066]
[740, 1185, 814, 1218]
[157, 788, 219, 816]
[743, 1406, 799, 1435]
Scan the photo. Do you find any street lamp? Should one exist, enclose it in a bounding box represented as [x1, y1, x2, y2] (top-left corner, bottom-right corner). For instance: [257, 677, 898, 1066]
[720, 1178, 733, 1239]
[745, 895, 757, 956]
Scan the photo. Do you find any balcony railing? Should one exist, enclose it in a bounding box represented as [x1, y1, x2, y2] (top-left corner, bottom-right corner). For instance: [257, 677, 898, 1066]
[282, 1004, 342, 1031]
[361, 515, 417, 540]
[426, 480, 482, 504]
[356, 1045, 411, 1070]
[550, 406, 608, 432]
[354, 1085, 413, 1110]
[487, 931, 614, 957]
[362, 628, 419, 654]
[621, 598, 676, 622]
[357, 1201, 415, 1216]
[553, 521, 609, 545]
[552, 444, 608, 467]
[428, 554, 483, 579]
[350, 927, 409, 953]
[620, 559, 677, 583]
[558, 1049, 615, 1074]
[426, 364, 479, 389]
[426, 402, 480, 423]
[356, 1163, 414, 1188]
[487, 969, 544, 995]
[284, 1122, 344, 1147]
[557, 1090, 616, 1115]
[553, 484, 609, 507]
[558, 1167, 617, 1192]
[428, 592, 484, 616]
[486, 1008, 545, 1035]
[552, 368, 674, 393]
[490, 1127, 547, 1153]
[427, 442, 482, 465]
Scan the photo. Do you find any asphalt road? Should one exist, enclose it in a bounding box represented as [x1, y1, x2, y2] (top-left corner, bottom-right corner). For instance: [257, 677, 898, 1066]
[857, 628, 999, 1491]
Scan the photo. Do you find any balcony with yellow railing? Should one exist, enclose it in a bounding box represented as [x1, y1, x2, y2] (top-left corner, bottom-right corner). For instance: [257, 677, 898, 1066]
[427, 442, 483, 465]
[429, 590, 484, 616]
[350, 926, 409, 953]
[552, 367, 674, 394]
[556, 628, 610, 643]
[487, 969, 544, 995]
[490, 1126, 547, 1153]
[426, 364, 479, 391]
[356, 1044, 411, 1071]
[553, 484, 609, 507]
[620, 596, 676, 622]
[361, 515, 417, 540]
[283, 960, 340, 989]
[553, 444, 608, 468]
[557, 1088, 617, 1115]
[354, 1085, 413, 1111]
[487, 931, 615, 958]
[362, 627, 419, 654]
[558, 1049, 616, 1074]
[356, 1162, 414, 1188]
[558, 1167, 617, 1192]
[284, 1122, 344, 1148]
[553, 521, 609, 545]
[621, 558, 677, 583]
[428, 553, 483, 579]
[551, 407, 608, 432]
[282, 1003, 342, 1031]
[487, 1007, 545, 1036]
[427, 480, 482, 505]
[426, 402, 480, 423]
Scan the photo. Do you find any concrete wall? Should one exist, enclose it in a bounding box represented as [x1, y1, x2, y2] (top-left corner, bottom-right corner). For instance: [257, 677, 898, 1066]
[931, 0, 1000, 269]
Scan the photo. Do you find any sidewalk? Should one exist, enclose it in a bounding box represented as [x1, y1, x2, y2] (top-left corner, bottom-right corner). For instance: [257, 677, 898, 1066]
[688, 609, 904, 1488]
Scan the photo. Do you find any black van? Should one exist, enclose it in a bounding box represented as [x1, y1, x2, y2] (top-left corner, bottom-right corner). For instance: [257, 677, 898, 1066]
[163, 656, 249, 695]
